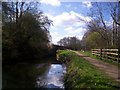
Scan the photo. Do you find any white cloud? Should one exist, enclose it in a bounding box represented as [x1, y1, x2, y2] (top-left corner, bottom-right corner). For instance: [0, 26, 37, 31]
[46, 11, 91, 27]
[73, 28, 85, 34]
[73, 22, 85, 27]
[51, 25, 57, 30]
[50, 32, 63, 44]
[64, 27, 73, 31]
[45, 11, 91, 44]
[105, 17, 113, 27]
[82, 1, 92, 8]
[65, 27, 86, 34]
[40, 0, 61, 6]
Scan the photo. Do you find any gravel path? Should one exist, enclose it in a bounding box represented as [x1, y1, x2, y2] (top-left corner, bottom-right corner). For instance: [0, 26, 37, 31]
[74, 51, 120, 82]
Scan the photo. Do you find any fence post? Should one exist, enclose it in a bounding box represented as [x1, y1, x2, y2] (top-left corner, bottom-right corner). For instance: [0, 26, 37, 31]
[100, 48, 102, 60]
[117, 3, 120, 80]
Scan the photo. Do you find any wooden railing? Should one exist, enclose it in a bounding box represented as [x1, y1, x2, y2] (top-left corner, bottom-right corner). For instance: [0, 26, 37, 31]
[92, 49, 119, 62]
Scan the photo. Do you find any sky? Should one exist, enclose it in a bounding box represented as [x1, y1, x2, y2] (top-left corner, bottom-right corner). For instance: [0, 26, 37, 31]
[39, 0, 113, 44]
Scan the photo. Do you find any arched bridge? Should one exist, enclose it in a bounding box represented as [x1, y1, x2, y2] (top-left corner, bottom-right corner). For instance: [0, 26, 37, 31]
[48, 44, 70, 57]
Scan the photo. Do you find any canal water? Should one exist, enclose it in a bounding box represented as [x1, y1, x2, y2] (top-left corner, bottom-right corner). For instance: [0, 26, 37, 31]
[35, 63, 66, 89]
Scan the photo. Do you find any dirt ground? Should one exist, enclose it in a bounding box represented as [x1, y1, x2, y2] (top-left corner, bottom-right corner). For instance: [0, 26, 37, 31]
[74, 51, 120, 82]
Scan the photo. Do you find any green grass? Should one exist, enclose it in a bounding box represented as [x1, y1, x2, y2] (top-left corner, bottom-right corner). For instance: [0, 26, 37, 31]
[80, 51, 120, 67]
[57, 50, 120, 89]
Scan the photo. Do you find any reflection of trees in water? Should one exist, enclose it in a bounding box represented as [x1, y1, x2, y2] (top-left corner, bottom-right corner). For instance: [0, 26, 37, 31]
[35, 64, 66, 89]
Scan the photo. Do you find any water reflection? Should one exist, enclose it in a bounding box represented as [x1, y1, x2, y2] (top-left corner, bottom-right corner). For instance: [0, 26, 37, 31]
[36, 64, 66, 89]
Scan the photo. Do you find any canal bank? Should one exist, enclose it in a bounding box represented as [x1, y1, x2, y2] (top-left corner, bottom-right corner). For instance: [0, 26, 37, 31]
[57, 50, 120, 89]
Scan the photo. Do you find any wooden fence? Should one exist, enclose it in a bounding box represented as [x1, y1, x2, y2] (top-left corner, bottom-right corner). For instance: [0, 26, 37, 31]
[92, 49, 119, 62]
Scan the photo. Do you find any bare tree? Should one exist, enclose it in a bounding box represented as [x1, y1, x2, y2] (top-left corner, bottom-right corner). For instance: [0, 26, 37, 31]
[80, 2, 119, 48]
[108, 2, 120, 48]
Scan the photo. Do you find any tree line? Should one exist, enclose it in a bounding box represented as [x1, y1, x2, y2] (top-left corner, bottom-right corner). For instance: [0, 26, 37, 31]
[58, 37, 81, 50]
[2, 2, 52, 64]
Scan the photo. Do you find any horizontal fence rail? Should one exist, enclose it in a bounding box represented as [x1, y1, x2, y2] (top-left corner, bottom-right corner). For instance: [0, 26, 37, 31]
[92, 49, 119, 62]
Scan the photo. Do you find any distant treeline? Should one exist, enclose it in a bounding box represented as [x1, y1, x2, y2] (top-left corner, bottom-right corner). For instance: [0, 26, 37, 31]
[58, 37, 81, 50]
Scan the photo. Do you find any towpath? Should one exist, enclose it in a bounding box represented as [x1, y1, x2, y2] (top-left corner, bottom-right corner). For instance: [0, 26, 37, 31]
[74, 51, 120, 82]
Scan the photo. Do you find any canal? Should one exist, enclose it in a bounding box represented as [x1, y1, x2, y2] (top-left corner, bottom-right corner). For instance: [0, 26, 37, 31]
[35, 63, 66, 89]
[3, 56, 66, 88]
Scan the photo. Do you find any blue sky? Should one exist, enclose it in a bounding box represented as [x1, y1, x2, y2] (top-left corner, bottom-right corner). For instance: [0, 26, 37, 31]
[39, 0, 113, 44]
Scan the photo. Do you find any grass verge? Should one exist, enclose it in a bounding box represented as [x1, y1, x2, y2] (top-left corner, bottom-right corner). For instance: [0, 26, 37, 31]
[57, 50, 120, 89]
